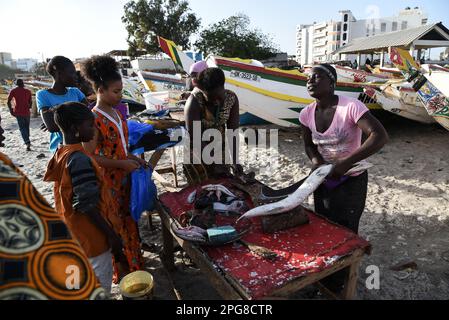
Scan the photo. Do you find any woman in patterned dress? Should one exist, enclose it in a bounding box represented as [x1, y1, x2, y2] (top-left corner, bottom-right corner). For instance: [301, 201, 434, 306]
[81, 55, 146, 282]
[183, 67, 243, 185]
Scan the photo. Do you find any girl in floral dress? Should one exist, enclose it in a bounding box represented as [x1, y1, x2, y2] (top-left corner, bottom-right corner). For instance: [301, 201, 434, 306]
[81, 55, 146, 282]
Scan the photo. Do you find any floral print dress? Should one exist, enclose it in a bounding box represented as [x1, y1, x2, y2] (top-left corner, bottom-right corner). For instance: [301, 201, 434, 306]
[93, 108, 144, 282]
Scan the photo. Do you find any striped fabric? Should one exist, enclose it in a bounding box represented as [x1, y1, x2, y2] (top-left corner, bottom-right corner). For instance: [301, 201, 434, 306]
[67, 152, 100, 214]
[157, 36, 194, 73]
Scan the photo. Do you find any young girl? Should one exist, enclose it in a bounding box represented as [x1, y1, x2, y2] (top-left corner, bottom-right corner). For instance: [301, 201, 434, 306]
[44, 102, 125, 294]
[81, 55, 145, 282]
[36, 56, 88, 153]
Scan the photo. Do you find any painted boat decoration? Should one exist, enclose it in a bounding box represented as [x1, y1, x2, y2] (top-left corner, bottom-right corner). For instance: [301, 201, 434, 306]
[364, 85, 435, 124]
[122, 77, 147, 106]
[374, 67, 404, 78]
[138, 70, 186, 92]
[427, 64, 449, 73]
[158, 36, 194, 75]
[390, 47, 449, 131]
[334, 65, 390, 84]
[10, 75, 147, 108]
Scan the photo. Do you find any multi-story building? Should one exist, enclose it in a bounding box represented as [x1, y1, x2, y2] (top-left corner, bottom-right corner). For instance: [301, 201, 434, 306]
[296, 7, 429, 65]
[16, 58, 38, 72]
[0, 52, 13, 66]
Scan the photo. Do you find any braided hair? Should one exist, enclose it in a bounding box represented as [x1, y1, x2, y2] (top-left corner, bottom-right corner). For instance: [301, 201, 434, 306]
[46, 56, 73, 78]
[80, 55, 122, 90]
[53, 102, 94, 133]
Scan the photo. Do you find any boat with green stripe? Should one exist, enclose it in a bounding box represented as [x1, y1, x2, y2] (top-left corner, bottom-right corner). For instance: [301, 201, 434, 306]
[206, 56, 381, 127]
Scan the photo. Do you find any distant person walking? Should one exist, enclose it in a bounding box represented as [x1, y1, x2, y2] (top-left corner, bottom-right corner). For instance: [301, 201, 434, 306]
[7, 79, 32, 151]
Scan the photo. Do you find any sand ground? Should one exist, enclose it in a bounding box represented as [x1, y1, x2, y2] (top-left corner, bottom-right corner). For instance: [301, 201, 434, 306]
[1, 101, 448, 300]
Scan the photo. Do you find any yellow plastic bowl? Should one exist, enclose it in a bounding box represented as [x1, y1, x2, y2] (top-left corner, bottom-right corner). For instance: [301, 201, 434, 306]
[119, 271, 154, 300]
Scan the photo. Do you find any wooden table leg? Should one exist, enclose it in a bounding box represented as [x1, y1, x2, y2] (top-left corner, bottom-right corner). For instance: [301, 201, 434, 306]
[341, 259, 361, 300]
[161, 217, 175, 272]
[148, 212, 154, 230]
[170, 147, 178, 188]
[149, 149, 165, 170]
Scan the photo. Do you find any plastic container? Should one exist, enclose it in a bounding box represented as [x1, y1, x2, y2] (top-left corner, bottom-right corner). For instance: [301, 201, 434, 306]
[119, 271, 154, 300]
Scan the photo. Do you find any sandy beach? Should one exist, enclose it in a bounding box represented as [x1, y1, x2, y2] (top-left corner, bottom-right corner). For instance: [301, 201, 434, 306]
[1, 102, 448, 300]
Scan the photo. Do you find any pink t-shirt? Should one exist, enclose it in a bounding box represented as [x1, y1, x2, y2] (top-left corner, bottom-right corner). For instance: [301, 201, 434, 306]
[299, 95, 369, 164]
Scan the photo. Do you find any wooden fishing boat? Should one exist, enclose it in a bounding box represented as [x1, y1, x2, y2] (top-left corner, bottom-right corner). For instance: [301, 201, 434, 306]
[334, 65, 390, 84]
[137, 70, 186, 92]
[157, 36, 382, 127]
[390, 47, 449, 131]
[364, 85, 435, 124]
[205, 56, 380, 127]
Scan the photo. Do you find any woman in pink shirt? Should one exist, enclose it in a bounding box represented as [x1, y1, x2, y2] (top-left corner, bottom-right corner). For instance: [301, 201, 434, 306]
[300, 64, 388, 293]
[300, 64, 388, 233]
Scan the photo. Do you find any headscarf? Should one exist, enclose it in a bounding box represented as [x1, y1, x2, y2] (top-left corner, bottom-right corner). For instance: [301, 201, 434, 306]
[313, 64, 337, 84]
[189, 61, 208, 75]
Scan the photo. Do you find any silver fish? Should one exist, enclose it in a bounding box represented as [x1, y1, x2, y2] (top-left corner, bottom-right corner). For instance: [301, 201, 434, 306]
[237, 162, 373, 221]
[237, 164, 334, 221]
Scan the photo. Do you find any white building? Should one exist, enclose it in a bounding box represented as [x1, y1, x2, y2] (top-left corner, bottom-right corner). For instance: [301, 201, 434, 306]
[0, 52, 13, 67]
[16, 58, 38, 72]
[296, 7, 429, 65]
[441, 48, 449, 60]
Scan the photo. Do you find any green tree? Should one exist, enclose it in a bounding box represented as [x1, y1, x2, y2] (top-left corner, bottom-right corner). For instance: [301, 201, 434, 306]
[195, 14, 280, 60]
[122, 0, 201, 57]
[31, 62, 48, 76]
[0, 64, 21, 80]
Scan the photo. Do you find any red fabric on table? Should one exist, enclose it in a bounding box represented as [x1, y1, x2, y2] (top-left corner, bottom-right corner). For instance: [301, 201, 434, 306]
[159, 179, 371, 299]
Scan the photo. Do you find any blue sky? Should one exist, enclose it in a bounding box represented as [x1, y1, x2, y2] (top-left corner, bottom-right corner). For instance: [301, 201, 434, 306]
[1, 0, 448, 60]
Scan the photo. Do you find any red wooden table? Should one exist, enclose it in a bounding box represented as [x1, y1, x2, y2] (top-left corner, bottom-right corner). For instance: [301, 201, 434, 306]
[157, 179, 371, 300]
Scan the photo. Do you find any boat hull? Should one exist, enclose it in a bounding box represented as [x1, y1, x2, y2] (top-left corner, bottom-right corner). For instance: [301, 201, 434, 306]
[364, 87, 435, 124]
[139, 70, 186, 92]
[207, 56, 381, 127]
[390, 48, 449, 131]
[334, 65, 390, 84]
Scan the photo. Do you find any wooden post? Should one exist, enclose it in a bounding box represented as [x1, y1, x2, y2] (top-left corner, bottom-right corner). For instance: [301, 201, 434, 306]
[31, 96, 38, 118]
[356, 52, 361, 70]
[170, 147, 178, 188]
[149, 149, 165, 170]
[160, 212, 175, 271]
[341, 259, 361, 299]
[409, 43, 415, 59]
[380, 51, 385, 67]
[417, 49, 422, 62]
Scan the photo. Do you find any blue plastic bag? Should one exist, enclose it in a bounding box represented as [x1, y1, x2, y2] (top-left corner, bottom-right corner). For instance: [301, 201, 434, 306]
[127, 120, 154, 149]
[130, 167, 158, 222]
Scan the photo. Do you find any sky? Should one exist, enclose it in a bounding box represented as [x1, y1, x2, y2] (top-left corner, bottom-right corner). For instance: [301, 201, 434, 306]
[1, 0, 448, 61]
